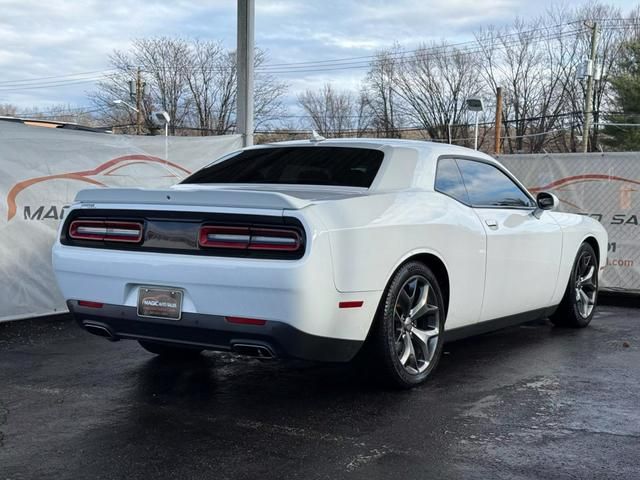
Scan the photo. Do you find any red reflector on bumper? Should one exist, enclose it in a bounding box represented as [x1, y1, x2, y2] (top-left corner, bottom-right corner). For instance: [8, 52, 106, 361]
[339, 301, 364, 309]
[225, 316, 267, 326]
[78, 301, 104, 309]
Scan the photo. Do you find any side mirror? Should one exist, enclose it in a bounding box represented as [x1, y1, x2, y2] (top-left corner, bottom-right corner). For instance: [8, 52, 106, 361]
[534, 192, 558, 217]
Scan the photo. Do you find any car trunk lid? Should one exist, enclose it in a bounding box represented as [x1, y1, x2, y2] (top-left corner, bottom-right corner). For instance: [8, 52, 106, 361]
[74, 184, 370, 211]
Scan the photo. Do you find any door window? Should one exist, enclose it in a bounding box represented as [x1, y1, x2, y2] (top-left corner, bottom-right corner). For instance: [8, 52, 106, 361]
[456, 159, 534, 208]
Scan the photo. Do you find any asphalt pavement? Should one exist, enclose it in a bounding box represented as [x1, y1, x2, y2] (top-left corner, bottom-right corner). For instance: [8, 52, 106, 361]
[1, 305, 639, 480]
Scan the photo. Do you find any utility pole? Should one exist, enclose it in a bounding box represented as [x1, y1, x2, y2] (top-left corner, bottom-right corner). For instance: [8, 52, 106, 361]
[583, 22, 598, 153]
[494, 87, 503, 155]
[135, 67, 143, 135]
[237, 0, 255, 147]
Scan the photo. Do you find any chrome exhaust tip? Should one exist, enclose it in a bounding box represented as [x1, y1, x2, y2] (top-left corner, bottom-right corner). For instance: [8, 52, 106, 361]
[82, 322, 118, 341]
[231, 343, 276, 359]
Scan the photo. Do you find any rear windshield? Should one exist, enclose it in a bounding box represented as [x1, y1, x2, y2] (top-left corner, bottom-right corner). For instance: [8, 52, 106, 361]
[182, 146, 384, 188]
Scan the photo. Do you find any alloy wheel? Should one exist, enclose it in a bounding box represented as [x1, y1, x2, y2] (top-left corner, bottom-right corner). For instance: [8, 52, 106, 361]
[393, 275, 441, 374]
[575, 251, 597, 319]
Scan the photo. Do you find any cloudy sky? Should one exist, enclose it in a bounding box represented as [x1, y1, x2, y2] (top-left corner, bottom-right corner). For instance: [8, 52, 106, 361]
[0, 0, 638, 113]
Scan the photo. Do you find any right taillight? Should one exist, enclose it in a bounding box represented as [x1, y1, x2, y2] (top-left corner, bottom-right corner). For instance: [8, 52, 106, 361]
[199, 225, 301, 252]
[198, 226, 251, 249]
[248, 228, 301, 251]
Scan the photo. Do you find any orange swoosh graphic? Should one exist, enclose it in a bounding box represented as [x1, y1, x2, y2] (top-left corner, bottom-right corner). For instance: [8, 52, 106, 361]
[529, 174, 640, 192]
[6, 155, 192, 221]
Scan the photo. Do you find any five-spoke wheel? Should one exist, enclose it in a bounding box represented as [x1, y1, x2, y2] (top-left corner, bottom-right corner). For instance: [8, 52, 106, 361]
[393, 275, 441, 375]
[575, 250, 597, 319]
[366, 261, 445, 388]
[551, 242, 599, 328]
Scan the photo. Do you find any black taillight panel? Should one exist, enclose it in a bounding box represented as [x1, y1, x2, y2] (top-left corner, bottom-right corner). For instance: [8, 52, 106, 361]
[61, 209, 306, 259]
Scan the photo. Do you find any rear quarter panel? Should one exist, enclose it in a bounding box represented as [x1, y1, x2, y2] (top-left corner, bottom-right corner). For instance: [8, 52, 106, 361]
[310, 191, 487, 330]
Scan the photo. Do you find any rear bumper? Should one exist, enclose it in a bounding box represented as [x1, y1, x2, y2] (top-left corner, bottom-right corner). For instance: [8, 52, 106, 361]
[53, 240, 382, 342]
[68, 301, 363, 363]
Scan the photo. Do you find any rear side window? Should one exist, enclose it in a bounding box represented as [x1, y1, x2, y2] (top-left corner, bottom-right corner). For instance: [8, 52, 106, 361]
[456, 159, 534, 208]
[435, 158, 469, 204]
[182, 146, 384, 188]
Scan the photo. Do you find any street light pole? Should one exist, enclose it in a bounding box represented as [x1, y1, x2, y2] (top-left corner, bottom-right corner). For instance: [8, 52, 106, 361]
[237, 0, 255, 147]
[583, 22, 599, 153]
[474, 112, 479, 151]
[494, 87, 503, 155]
[135, 67, 143, 135]
[466, 97, 484, 151]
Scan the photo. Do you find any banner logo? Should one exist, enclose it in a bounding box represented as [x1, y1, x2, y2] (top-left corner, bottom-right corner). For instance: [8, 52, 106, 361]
[6, 154, 191, 221]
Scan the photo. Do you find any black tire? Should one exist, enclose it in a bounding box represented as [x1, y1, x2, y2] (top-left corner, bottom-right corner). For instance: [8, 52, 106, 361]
[365, 261, 446, 389]
[550, 242, 599, 328]
[138, 340, 203, 358]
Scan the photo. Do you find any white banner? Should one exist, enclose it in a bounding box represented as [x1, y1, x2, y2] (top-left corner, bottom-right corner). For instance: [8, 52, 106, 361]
[0, 121, 241, 321]
[499, 152, 639, 294]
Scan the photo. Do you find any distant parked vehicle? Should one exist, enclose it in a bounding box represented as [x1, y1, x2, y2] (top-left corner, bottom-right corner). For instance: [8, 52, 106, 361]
[52, 138, 607, 387]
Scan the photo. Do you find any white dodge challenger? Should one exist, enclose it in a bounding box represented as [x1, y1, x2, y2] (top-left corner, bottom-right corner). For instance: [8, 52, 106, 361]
[52, 139, 607, 387]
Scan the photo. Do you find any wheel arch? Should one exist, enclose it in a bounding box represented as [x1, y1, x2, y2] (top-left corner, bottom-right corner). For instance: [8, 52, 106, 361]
[383, 251, 451, 318]
[582, 235, 600, 263]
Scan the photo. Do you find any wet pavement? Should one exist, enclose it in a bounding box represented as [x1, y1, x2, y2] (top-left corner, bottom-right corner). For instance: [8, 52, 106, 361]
[1, 305, 639, 479]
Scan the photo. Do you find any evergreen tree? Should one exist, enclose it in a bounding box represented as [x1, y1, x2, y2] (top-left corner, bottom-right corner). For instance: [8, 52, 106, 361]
[603, 40, 640, 150]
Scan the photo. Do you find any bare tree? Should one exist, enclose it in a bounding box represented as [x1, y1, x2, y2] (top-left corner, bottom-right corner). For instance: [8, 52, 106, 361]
[0, 104, 18, 116]
[572, 2, 636, 150]
[185, 42, 234, 135]
[185, 43, 287, 134]
[90, 38, 287, 135]
[473, 5, 636, 153]
[394, 42, 485, 145]
[476, 20, 555, 153]
[365, 45, 403, 137]
[89, 37, 192, 134]
[354, 89, 373, 136]
[298, 83, 369, 137]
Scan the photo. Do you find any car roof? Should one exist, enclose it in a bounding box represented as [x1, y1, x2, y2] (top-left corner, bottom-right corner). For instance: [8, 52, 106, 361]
[258, 137, 498, 163]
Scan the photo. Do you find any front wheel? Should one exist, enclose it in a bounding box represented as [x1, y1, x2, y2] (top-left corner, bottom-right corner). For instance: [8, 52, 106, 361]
[366, 261, 445, 388]
[138, 340, 203, 358]
[550, 242, 599, 328]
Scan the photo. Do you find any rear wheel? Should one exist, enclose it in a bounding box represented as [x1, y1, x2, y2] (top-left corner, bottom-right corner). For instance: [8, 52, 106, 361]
[138, 340, 203, 358]
[366, 261, 445, 388]
[550, 242, 599, 328]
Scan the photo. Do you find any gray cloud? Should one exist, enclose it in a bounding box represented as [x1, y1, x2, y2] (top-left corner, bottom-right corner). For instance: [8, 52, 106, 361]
[0, 0, 637, 109]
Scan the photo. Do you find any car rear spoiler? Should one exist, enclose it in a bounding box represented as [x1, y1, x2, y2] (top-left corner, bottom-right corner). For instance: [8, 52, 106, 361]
[74, 187, 312, 211]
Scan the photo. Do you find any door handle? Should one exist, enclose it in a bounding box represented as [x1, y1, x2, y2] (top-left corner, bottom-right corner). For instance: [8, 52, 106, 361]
[485, 219, 498, 228]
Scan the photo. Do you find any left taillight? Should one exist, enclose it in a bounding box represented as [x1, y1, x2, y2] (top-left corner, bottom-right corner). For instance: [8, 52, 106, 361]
[68, 220, 143, 243]
[199, 225, 301, 252]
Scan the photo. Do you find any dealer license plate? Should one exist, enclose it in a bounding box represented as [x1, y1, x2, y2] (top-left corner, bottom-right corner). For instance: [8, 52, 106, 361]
[137, 287, 183, 320]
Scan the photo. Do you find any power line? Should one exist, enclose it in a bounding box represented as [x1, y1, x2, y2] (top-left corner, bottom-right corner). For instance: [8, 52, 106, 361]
[1, 18, 636, 94]
[142, 26, 591, 75]
[0, 19, 610, 89]
[260, 20, 585, 68]
[0, 69, 117, 86]
[0, 76, 109, 92]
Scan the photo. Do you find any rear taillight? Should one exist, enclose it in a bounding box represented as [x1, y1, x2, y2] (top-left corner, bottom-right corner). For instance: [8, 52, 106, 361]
[198, 226, 250, 249]
[247, 228, 301, 251]
[199, 225, 301, 252]
[69, 220, 143, 243]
